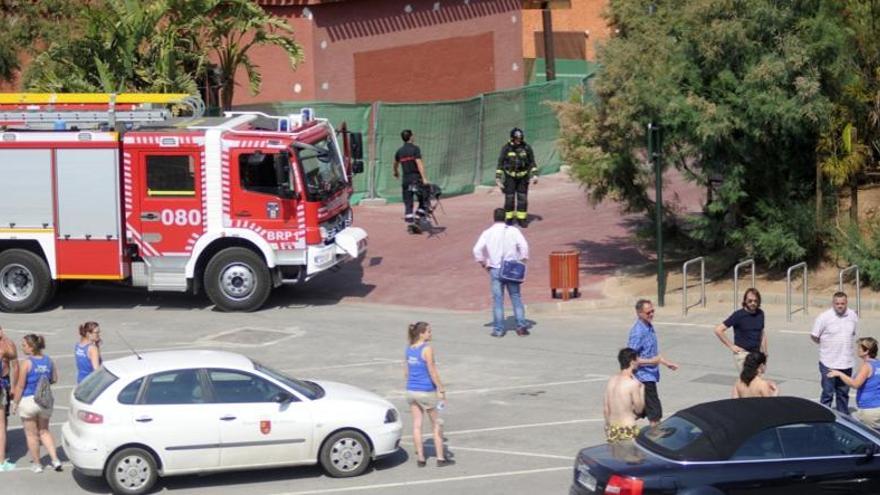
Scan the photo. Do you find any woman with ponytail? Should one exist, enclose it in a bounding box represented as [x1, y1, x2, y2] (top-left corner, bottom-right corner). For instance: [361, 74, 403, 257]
[404, 322, 454, 467]
[733, 352, 778, 398]
[828, 337, 880, 427]
[74, 321, 102, 384]
[11, 334, 61, 472]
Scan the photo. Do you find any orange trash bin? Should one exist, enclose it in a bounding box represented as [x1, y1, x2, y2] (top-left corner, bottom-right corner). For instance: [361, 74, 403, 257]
[549, 250, 580, 300]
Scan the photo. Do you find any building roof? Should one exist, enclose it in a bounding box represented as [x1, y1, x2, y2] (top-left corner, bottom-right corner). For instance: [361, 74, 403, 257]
[641, 397, 835, 461]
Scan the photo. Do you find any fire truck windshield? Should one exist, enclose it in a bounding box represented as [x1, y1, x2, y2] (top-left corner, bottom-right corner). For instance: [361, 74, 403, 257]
[295, 137, 346, 201]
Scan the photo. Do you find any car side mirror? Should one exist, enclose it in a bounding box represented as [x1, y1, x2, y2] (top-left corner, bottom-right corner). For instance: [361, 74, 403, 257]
[273, 391, 293, 403]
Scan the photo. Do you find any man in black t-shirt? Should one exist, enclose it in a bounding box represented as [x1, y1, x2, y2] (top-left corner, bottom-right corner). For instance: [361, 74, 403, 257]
[714, 288, 767, 371]
[393, 129, 429, 234]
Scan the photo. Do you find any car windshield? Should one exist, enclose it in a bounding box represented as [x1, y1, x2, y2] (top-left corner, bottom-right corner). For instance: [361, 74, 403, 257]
[295, 136, 346, 201]
[637, 416, 706, 459]
[253, 361, 324, 400]
[74, 368, 118, 404]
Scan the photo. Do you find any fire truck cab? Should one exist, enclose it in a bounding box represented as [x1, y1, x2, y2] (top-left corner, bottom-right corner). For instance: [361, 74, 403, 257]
[0, 93, 367, 312]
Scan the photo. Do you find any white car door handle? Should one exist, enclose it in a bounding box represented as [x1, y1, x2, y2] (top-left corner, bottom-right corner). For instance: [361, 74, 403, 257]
[135, 416, 153, 423]
[220, 415, 236, 421]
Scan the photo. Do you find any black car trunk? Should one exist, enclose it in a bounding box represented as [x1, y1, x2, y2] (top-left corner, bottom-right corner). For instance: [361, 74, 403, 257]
[575, 443, 679, 494]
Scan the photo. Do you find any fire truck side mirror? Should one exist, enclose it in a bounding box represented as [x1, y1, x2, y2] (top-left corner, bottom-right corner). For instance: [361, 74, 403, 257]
[273, 151, 296, 199]
[350, 132, 364, 160]
[350, 132, 364, 174]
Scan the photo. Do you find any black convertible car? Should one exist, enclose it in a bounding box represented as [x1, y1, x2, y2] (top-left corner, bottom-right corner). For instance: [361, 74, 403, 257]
[571, 396, 880, 494]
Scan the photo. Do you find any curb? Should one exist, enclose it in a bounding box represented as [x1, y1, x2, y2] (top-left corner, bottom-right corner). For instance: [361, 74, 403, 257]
[358, 198, 388, 206]
[523, 289, 880, 316]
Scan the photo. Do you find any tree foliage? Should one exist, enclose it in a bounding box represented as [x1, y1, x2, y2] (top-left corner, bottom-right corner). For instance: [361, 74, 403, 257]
[23, 0, 303, 109]
[557, 0, 852, 267]
[0, 0, 78, 83]
[816, 1, 880, 224]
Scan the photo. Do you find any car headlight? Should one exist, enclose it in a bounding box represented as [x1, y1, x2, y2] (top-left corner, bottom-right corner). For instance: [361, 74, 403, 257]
[384, 408, 398, 424]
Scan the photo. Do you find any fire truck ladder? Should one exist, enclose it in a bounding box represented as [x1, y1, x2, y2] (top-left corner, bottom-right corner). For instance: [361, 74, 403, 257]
[0, 93, 205, 129]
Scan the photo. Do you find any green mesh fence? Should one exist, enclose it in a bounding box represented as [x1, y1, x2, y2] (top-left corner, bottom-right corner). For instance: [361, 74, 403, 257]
[235, 81, 567, 204]
[374, 98, 481, 202]
[233, 101, 372, 203]
[479, 81, 564, 185]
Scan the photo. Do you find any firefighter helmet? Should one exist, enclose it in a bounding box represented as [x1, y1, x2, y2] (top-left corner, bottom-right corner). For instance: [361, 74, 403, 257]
[510, 127, 524, 140]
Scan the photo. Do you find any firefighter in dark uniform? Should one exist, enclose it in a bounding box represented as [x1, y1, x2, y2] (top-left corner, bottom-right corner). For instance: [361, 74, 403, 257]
[496, 127, 537, 227]
[392, 129, 429, 234]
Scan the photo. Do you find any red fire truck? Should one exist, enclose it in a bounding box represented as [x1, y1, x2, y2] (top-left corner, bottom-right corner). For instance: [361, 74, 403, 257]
[0, 93, 367, 312]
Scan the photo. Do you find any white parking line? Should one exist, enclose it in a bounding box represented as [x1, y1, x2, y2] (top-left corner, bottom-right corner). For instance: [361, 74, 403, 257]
[7, 421, 65, 432]
[1, 328, 58, 335]
[53, 344, 194, 359]
[654, 321, 714, 327]
[7, 461, 71, 472]
[268, 467, 571, 494]
[398, 439, 572, 461]
[386, 377, 608, 399]
[443, 445, 572, 461]
[283, 359, 402, 373]
[412, 418, 604, 439]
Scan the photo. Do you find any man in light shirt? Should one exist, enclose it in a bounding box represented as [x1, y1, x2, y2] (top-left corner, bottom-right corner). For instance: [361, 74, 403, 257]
[473, 208, 530, 337]
[811, 291, 859, 413]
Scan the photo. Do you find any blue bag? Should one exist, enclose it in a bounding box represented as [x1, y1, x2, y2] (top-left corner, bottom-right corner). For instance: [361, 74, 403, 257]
[499, 259, 526, 283]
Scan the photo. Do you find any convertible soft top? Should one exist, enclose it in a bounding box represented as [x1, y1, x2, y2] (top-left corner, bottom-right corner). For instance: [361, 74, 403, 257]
[640, 396, 835, 461]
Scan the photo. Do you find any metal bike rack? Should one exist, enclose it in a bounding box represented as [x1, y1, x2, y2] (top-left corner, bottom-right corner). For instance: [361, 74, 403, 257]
[733, 259, 755, 311]
[786, 262, 808, 322]
[682, 256, 706, 316]
[838, 265, 861, 316]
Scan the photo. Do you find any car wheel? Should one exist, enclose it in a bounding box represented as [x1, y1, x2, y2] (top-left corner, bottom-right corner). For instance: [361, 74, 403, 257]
[105, 447, 158, 495]
[0, 249, 54, 313]
[319, 429, 372, 478]
[204, 247, 271, 312]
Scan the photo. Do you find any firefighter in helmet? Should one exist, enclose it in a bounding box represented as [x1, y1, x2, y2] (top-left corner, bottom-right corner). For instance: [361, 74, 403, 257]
[496, 127, 537, 227]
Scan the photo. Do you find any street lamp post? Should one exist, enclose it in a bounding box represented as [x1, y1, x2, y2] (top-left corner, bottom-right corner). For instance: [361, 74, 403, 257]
[648, 122, 665, 306]
[541, 1, 556, 81]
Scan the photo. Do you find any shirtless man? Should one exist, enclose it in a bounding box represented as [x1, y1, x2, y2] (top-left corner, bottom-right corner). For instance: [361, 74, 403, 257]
[0, 326, 18, 470]
[604, 348, 645, 443]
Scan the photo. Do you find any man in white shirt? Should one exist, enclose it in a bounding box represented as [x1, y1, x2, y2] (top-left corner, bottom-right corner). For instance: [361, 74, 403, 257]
[811, 291, 859, 413]
[473, 208, 530, 337]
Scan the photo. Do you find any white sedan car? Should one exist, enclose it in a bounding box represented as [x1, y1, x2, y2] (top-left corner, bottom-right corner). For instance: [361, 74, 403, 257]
[62, 350, 402, 495]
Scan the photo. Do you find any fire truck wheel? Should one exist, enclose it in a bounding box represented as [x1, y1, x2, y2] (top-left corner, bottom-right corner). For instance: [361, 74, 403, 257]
[0, 249, 53, 313]
[204, 247, 272, 312]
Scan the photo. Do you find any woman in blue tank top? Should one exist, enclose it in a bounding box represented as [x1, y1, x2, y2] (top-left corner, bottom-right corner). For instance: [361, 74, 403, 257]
[828, 337, 880, 428]
[404, 322, 453, 467]
[10, 334, 62, 472]
[74, 321, 102, 384]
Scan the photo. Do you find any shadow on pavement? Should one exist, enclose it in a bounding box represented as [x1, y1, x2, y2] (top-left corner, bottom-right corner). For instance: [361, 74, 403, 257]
[70, 449, 410, 494]
[38, 257, 374, 312]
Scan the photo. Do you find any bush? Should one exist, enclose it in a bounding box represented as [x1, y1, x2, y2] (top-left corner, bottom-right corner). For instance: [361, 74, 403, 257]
[833, 221, 880, 290]
[729, 200, 823, 269]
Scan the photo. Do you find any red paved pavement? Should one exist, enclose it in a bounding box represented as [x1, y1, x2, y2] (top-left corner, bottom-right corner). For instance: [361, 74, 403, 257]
[292, 171, 702, 310]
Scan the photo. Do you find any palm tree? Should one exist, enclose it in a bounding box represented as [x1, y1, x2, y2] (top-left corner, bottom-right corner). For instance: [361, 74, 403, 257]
[190, 0, 303, 110]
[24, 0, 302, 109]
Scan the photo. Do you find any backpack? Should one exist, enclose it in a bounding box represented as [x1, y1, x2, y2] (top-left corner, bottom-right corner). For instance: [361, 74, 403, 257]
[34, 360, 54, 409]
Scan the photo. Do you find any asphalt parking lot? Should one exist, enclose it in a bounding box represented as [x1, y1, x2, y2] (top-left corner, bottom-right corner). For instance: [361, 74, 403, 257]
[0, 285, 873, 494]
